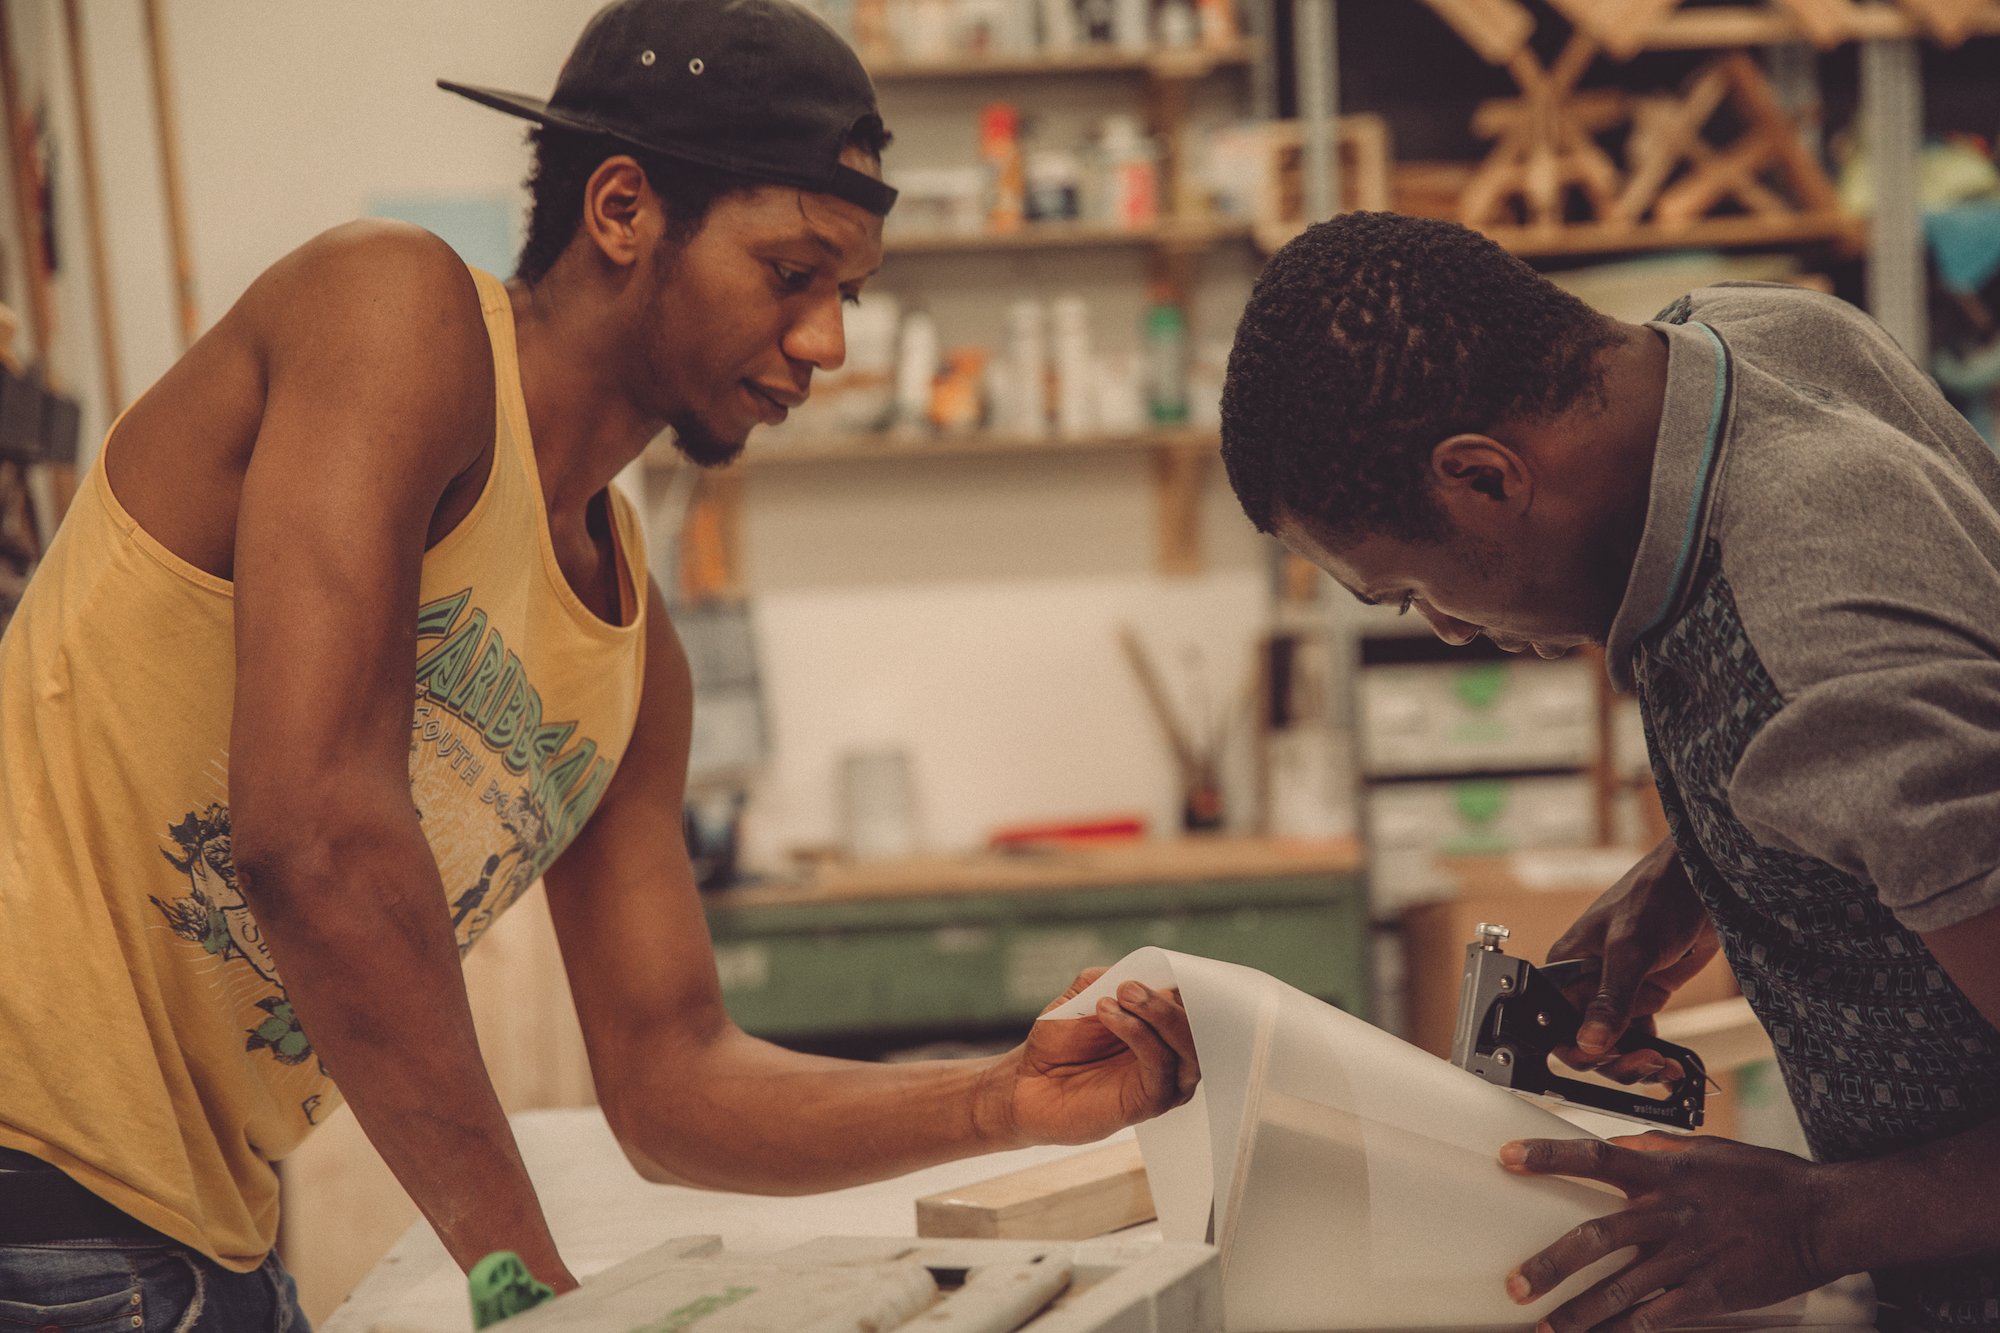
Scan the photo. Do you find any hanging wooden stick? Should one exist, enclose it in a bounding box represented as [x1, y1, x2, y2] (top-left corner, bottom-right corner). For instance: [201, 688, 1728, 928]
[1118, 624, 1203, 787]
[61, 0, 121, 416]
[142, 0, 199, 350]
[0, 1, 54, 361]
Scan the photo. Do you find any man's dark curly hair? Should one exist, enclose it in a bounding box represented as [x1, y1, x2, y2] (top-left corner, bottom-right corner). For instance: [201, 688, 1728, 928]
[515, 117, 893, 284]
[1220, 212, 1620, 546]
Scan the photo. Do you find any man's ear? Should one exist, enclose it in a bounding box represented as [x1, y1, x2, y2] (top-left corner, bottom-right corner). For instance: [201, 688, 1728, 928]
[580, 156, 654, 268]
[1429, 433, 1532, 519]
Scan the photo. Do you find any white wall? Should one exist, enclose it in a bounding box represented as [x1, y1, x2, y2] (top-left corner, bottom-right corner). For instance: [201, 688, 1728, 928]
[15, 0, 1287, 868]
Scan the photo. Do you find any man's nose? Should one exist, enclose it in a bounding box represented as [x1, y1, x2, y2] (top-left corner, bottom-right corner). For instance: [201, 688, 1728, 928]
[786, 296, 847, 372]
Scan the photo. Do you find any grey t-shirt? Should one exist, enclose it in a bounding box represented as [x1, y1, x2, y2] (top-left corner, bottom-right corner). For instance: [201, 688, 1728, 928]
[1608, 282, 2000, 933]
[1604, 283, 2000, 1328]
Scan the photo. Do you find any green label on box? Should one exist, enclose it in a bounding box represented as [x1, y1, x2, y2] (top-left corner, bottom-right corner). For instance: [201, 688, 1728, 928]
[1453, 780, 1509, 826]
[1451, 663, 1509, 711]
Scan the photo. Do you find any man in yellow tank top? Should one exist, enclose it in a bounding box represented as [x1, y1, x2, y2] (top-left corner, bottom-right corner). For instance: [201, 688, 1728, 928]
[0, 1, 1196, 1324]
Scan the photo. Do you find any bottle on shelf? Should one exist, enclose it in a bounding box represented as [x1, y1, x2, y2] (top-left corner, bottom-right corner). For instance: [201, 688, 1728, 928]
[931, 347, 989, 433]
[1113, 0, 1151, 51]
[980, 103, 1027, 233]
[1051, 297, 1095, 438]
[1196, 0, 1238, 47]
[1025, 146, 1084, 222]
[1004, 299, 1052, 439]
[1097, 114, 1159, 230]
[1143, 288, 1191, 426]
[893, 309, 940, 439]
[1157, 0, 1198, 48]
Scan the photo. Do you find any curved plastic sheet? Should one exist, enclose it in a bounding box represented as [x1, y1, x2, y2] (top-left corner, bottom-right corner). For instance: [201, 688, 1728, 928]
[1040, 948, 1875, 1333]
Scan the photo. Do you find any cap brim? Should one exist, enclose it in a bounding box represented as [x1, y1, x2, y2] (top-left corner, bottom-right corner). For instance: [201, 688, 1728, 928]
[435, 78, 898, 217]
[438, 80, 586, 132]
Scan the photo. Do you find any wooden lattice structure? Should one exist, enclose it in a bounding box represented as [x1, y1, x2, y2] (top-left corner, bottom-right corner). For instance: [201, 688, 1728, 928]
[1399, 0, 1993, 255]
[1425, 0, 2000, 61]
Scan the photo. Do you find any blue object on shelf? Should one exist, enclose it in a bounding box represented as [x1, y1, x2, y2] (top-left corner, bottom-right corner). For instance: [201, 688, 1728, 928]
[1923, 200, 2000, 297]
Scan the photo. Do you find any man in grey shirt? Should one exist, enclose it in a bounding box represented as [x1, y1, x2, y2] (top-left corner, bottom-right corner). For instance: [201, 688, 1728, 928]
[1222, 212, 2000, 1332]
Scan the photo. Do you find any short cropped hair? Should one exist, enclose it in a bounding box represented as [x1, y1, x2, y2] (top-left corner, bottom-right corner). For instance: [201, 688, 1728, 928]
[515, 117, 893, 284]
[1220, 212, 1620, 545]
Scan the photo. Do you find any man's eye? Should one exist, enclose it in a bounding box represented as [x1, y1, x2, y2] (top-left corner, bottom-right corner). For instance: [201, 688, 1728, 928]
[772, 264, 813, 291]
[1397, 593, 1416, 616]
[842, 291, 863, 308]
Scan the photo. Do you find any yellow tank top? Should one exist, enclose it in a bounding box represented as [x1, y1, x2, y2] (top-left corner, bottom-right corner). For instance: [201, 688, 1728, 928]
[0, 266, 648, 1270]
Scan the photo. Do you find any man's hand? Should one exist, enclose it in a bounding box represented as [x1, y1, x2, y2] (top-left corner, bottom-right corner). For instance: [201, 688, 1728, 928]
[1548, 838, 1720, 1083]
[1499, 1132, 1834, 1331]
[977, 968, 1201, 1147]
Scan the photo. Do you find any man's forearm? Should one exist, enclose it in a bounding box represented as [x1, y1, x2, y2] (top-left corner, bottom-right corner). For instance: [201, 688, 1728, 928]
[239, 819, 569, 1282]
[614, 1028, 1021, 1194]
[1809, 1113, 2000, 1277]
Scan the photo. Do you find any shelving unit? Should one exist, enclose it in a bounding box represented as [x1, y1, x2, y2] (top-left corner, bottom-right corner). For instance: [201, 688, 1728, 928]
[668, 31, 1267, 598]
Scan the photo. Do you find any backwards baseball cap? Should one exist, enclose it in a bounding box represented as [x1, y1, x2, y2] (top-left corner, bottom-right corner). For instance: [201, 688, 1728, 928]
[439, 0, 896, 216]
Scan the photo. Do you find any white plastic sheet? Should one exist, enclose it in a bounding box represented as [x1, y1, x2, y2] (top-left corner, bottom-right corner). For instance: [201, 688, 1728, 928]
[1041, 948, 1874, 1332]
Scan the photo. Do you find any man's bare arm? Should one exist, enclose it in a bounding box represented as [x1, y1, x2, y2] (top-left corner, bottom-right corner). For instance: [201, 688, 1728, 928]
[544, 584, 1196, 1194]
[223, 224, 573, 1286]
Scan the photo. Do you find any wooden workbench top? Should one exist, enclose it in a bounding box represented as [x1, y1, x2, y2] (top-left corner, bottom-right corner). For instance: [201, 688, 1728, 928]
[715, 835, 1362, 908]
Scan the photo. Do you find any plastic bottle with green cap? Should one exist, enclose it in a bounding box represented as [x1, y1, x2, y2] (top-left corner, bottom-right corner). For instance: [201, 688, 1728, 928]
[1144, 290, 1190, 426]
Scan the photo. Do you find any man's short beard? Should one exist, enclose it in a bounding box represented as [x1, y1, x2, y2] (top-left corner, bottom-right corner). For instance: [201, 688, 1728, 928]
[670, 412, 748, 468]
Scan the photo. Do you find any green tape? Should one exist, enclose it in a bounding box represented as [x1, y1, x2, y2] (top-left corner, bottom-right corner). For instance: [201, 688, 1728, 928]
[470, 1251, 556, 1329]
[627, 1285, 759, 1332]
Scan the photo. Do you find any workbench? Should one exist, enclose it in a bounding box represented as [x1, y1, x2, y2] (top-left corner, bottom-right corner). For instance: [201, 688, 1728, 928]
[326, 1107, 1875, 1333]
[703, 837, 1369, 1043]
[274, 838, 1366, 1317]
[322, 1109, 1155, 1332]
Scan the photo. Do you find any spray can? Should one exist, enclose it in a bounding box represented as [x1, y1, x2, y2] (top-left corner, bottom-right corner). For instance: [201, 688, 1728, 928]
[980, 103, 1026, 233]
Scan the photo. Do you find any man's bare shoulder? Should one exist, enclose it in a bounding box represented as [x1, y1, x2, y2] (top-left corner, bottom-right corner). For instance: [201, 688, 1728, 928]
[231, 220, 497, 478]
[240, 220, 488, 358]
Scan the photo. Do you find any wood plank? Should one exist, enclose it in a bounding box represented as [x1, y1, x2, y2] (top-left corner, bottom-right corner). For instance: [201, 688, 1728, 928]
[915, 1140, 1155, 1239]
[1897, 0, 1993, 45]
[723, 835, 1362, 907]
[1644, 2, 2000, 47]
[1420, 0, 1538, 65]
[1476, 210, 1861, 258]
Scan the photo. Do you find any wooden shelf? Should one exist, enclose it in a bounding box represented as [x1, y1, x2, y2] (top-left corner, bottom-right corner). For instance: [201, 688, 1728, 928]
[652, 429, 1219, 581]
[884, 217, 1253, 255]
[867, 41, 1256, 82]
[1477, 213, 1865, 261]
[648, 427, 1217, 470]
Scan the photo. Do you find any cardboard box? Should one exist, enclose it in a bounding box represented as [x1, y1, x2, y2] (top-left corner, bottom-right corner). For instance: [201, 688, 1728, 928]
[1402, 850, 1739, 1061]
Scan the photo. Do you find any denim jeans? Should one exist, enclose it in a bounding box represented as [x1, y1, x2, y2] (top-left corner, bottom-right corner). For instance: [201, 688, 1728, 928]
[0, 1238, 310, 1332]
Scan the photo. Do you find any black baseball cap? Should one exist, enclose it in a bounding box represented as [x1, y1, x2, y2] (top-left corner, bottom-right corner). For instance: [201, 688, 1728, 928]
[440, 0, 896, 216]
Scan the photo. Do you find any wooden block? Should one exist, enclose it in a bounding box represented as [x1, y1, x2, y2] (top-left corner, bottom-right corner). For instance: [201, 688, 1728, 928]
[915, 1140, 1155, 1240]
